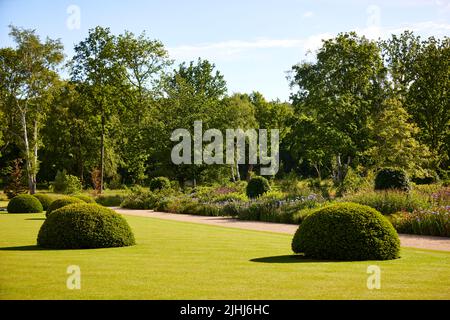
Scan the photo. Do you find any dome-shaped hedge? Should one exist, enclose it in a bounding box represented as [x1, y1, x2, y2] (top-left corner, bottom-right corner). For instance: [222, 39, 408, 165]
[375, 167, 410, 191]
[7, 194, 43, 213]
[32, 194, 54, 211]
[292, 202, 400, 261]
[46, 196, 83, 217]
[37, 203, 135, 249]
[149, 177, 171, 191]
[246, 176, 270, 199]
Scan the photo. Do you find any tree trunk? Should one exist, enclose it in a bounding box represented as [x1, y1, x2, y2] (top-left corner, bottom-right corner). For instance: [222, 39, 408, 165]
[20, 111, 33, 194]
[313, 163, 321, 181]
[247, 164, 253, 181]
[234, 143, 240, 181]
[334, 154, 351, 185]
[30, 119, 38, 194]
[230, 164, 236, 182]
[100, 115, 105, 194]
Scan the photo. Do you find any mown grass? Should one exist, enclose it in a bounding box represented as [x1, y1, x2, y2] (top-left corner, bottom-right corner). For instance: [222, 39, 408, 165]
[0, 212, 449, 299]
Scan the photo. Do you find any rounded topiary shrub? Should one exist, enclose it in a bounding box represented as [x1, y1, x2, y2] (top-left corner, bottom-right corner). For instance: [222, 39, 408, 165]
[32, 194, 54, 211]
[149, 176, 171, 192]
[73, 194, 95, 203]
[246, 176, 270, 198]
[375, 167, 410, 192]
[37, 203, 135, 249]
[7, 194, 43, 213]
[46, 196, 84, 217]
[291, 202, 400, 261]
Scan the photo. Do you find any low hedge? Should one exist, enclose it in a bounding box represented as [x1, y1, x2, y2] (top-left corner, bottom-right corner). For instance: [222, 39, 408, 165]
[46, 196, 84, 217]
[37, 203, 135, 249]
[32, 194, 55, 211]
[7, 194, 43, 213]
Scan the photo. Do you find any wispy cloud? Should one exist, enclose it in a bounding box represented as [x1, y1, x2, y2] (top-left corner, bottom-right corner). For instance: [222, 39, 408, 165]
[358, 20, 450, 40]
[168, 34, 331, 61]
[303, 11, 314, 18]
[168, 20, 450, 62]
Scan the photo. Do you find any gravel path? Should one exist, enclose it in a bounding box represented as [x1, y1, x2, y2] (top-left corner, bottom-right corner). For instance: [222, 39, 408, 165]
[113, 207, 450, 252]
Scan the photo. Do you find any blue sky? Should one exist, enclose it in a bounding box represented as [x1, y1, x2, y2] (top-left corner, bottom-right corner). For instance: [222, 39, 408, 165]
[1, 0, 449, 101]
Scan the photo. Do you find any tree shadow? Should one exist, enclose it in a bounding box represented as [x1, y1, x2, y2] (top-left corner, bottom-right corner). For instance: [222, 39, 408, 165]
[25, 218, 46, 221]
[250, 254, 345, 264]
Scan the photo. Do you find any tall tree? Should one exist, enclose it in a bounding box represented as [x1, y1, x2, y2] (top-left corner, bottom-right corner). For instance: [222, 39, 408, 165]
[156, 58, 227, 185]
[382, 32, 449, 172]
[220, 93, 257, 181]
[70, 26, 125, 193]
[116, 30, 172, 183]
[364, 98, 431, 176]
[380, 31, 422, 98]
[0, 25, 63, 193]
[39, 81, 99, 183]
[290, 32, 386, 184]
[407, 37, 450, 170]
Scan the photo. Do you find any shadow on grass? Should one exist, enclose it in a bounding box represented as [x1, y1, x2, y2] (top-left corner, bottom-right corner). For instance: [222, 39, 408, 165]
[250, 254, 345, 264]
[0, 244, 134, 251]
[0, 245, 48, 251]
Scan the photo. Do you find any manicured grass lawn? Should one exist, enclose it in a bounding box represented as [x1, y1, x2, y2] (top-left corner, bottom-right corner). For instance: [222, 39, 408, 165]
[0, 212, 449, 299]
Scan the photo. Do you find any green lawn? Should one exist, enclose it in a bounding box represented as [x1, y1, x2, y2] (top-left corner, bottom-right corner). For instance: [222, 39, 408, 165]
[0, 212, 449, 299]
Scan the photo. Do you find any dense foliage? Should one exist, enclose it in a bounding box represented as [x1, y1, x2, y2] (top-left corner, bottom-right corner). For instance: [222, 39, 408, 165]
[390, 207, 449, 237]
[291, 203, 400, 260]
[1, 26, 447, 194]
[51, 171, 83, 194]
[73, 194, 95, 203]
[7, 194, 43, 213]
[342, 190, 428, 215]
[95, 194, 125, 207]
[37, 203, 135, 249]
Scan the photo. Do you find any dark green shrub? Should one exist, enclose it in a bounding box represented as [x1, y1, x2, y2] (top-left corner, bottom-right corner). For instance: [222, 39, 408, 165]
[246, 176, 270, 199]
[149, 177, 171, 192]
[412, 175, 437, 185]
[46, 196, 84, 217]
[37, 203, 135, 249]
[73, 194, 95, 203]
[32, 194, 55, 211]
[95, 194, 125, 207]
[7, 194, 43, 213]
[291, 202, 400, 261]
[375, 168, 410, 191]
